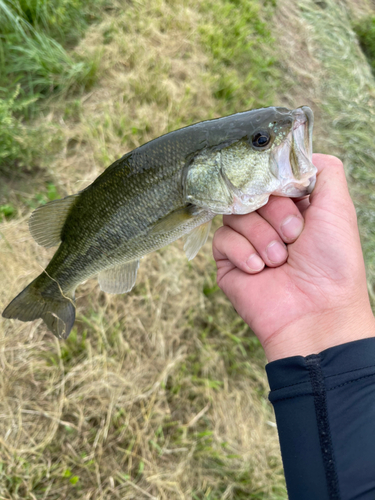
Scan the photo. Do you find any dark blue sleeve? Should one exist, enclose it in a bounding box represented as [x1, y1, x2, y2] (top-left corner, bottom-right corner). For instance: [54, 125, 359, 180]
[266, 337, 375, 500]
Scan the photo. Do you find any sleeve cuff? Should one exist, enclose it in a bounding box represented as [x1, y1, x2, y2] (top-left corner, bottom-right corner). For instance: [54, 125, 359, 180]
[266, 337, 375, 402]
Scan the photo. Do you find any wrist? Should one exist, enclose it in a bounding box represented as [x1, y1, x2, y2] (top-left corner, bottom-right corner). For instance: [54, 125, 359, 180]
[263, 306, 375, 362]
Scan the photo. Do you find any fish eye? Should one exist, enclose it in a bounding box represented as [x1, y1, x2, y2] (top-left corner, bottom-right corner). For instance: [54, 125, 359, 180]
[251, 130, 272, 149]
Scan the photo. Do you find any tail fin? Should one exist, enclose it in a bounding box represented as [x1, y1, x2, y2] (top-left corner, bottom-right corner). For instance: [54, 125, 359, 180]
[2, 273, 75, 339]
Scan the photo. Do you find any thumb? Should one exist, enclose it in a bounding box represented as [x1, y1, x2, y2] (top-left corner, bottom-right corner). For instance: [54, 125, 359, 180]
[309, 154, 354, 216]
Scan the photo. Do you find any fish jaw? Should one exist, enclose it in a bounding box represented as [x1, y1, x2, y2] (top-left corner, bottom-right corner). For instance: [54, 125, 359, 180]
[230, 192, 271, 214]
[270, 106, 316, 197]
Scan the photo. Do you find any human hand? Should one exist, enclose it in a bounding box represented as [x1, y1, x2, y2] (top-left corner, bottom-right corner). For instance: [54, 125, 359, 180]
[213, 154, 375, 361]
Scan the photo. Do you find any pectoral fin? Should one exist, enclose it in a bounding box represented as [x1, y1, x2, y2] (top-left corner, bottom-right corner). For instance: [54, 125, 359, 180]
[183, 220, 212, 260]
[98, 260, 140, 294]
[150, 206, 197, 235]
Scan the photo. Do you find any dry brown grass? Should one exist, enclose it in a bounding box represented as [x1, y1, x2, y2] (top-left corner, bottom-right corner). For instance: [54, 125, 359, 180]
[0, 217, 283, 498]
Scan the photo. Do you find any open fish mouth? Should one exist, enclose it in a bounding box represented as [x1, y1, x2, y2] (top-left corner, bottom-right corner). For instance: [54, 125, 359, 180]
[272, 106, 317, 197]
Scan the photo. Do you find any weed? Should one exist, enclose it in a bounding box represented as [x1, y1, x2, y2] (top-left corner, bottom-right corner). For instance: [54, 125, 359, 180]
[7, 29, 99, 96]
[0, 86, 38, 170]
[0, 203, 16, 220]
[199, 0, 277, 113]
[0, 0, 101, 98]
[0, 0, 103, 175]
[353, 16, 375, 73]
[299, 0, 375, 305]
[1, 0, 105, 46]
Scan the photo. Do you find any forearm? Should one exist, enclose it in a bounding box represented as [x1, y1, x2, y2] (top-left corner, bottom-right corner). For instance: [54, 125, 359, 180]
[267, 337, 375, 500]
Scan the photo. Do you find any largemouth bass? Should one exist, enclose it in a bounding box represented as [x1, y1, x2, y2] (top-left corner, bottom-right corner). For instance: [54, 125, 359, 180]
[3, 106, 316, 339]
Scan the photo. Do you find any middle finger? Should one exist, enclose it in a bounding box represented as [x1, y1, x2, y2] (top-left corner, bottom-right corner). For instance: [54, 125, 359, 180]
[257, 195, 305, 242]
[223, 211, 288, 268]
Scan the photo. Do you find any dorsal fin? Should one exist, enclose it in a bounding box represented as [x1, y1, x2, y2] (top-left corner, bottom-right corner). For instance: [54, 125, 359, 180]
[29, 194, 78, 248]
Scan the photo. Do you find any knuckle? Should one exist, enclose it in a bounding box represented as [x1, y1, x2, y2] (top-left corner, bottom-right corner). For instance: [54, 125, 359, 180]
[326, 155, 344, 171]
[248, 218, 268, 237]
[261, 196, 295, 220]
[213, 226, 236, 262]
[263, 195, 280, 209]
[215, 225, 228, 237]
[212, 225, 227, 248]
[216, 272, 223, 288]
[216, 266, 230, 290]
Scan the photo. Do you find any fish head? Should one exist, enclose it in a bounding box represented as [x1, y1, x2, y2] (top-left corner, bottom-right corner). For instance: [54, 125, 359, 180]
[271, 106, 316, 197]
[215, 106, 316, 214]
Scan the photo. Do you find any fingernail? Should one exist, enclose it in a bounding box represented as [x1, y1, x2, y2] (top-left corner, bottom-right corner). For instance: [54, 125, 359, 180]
[266, 241, 287, 263]
[281, 216, 304, 240]
[246, 254, 264, 271]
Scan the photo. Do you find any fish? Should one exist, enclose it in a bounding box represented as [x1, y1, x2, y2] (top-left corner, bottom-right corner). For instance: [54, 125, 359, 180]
[2, 106, 316, 339]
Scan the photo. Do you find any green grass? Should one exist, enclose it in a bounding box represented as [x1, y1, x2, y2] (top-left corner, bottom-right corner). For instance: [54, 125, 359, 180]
[0, 0, 102, 98]
[299, 0, 375, 306]
[0, 0, 104, 172]
[0, 86, 38, 169]
[7, 29, 99, 95]
[353, 15, 375, 74]
[4, 0, 100, 45]
[198, 0, 277, 114]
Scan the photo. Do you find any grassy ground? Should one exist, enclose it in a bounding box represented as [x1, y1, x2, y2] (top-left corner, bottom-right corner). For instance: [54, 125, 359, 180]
[1, 1, 285, 499]
[301, 0, 375, 305]
[275, 0, 375, 306]
[1, 0, 375, 498]
[0, 0, 105, 173]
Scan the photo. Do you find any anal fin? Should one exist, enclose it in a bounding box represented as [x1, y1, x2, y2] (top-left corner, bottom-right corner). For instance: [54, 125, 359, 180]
[98, 260, 140, 294]
[183, 220, 212, 260]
